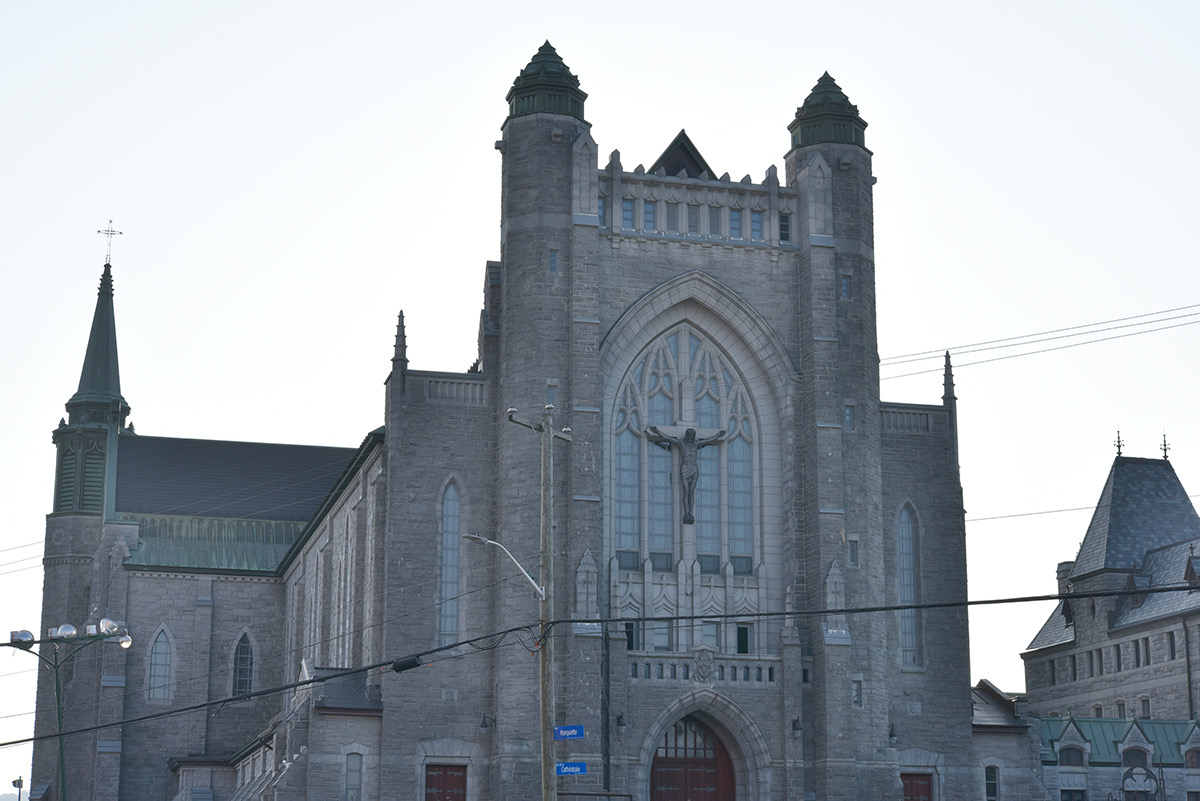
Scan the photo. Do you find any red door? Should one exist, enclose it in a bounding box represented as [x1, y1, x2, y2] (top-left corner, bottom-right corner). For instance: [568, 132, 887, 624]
[651, 716, 735, 801]
[901, 773, 931, 801]
[425, 764, 466, 800]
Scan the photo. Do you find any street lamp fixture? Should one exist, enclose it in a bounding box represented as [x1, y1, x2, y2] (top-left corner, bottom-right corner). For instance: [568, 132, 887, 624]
[6, 619, 132, 801]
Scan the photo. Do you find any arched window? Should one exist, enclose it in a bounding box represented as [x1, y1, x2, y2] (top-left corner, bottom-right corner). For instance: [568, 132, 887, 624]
[233, 633, 253, 697]
[1058, 746, 1085, 766]
[439, 483, 462, 646]
[897, 505, 922, 666]
[1123, 747, 1148, 768]
[612, 325, 756, 576]
[1186, 749, 1200, 768]
[148, 631, 172, 701]
[984, 764, 999, 800]
[345, 753, 363, 801]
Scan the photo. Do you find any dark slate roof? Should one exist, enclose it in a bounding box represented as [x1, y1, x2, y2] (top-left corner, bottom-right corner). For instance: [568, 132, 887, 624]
[313, 668, 382, 712]
[1071, 457, 1200, 579]
[1040, 717, 1198, 765]
[115, 434, 356, 521]
[1109, 539, 1200, 629]
[648, 130, 715, 179]
[1025, 600, 1075, 652]
[971, 680, 1025, 728]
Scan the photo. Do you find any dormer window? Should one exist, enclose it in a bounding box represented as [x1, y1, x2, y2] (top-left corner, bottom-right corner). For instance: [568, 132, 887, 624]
[1059, 746, 1085, 766]
[1123, 747, 1148, 768]
[1185, 748, 1200, 769]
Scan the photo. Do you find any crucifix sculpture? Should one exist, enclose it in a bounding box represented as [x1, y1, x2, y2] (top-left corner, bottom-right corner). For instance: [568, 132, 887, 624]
[646, 426, 725, 525]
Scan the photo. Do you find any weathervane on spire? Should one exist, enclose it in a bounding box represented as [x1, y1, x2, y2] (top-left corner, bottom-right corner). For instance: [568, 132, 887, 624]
[97, 220, 122, 265]
[1162, 434, 1171, 461]
[1114, 430, 1123, 457]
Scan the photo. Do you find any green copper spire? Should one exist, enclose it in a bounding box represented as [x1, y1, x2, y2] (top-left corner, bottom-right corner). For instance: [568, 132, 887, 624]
[506, 41, 587, 121]
[70, 264, 126, 409]
[788, 72, 868, 149]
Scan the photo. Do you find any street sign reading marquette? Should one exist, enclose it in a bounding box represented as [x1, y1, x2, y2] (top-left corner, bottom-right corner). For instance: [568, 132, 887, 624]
[553, 725, 585, 740]
[556, 762, 587, 775]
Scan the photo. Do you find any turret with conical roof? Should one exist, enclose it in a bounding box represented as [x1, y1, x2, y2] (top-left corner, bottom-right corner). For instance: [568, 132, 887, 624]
[505, 40, 587, 121]
[788, 72, 868, 150]
[52, 263, 131, 515]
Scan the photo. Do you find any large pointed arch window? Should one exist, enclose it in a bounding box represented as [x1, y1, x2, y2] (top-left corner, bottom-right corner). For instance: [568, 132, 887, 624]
[898, 505, 923, 666]
[613, 324, 756, 575]
[439, 483, 462, 647]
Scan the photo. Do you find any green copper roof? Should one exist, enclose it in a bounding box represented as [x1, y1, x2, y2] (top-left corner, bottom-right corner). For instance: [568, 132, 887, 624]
[70, 264, 126, 408]
[121, 513, 306, 573]
[506, 41, 587, 121]
[788, 72, 867, 149]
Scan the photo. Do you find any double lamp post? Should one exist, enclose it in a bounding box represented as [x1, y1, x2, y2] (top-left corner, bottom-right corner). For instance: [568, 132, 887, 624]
[6, 619, 132, 801]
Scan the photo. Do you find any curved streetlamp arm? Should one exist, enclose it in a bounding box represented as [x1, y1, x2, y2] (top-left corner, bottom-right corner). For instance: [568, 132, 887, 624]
[462, 533, 546, 601]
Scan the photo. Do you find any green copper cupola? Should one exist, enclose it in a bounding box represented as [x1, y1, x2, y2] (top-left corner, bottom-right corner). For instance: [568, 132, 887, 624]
[506, 41, 587, 121]
[789, 72, 868, 149]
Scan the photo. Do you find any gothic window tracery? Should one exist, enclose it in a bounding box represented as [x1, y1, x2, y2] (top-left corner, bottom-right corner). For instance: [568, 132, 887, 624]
[613, 324, 756, 576]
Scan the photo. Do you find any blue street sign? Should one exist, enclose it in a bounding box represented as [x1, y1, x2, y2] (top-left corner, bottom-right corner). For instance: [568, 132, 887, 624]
[553, 725, 585, 740]
[556, 762, 587, 776]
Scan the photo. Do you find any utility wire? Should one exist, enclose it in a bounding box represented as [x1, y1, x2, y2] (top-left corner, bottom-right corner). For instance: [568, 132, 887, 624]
[881, 302, 1200, 364]
[0, 583, 1187, 751]
[882, 318, 1200, 380]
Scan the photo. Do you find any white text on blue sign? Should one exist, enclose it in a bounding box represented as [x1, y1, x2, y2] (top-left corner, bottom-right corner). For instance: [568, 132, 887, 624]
[553, 725, 585, 740]
[556, 762, 587, 776]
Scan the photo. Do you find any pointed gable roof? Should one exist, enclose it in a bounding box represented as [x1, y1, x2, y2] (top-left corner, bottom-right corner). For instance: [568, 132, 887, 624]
[648, 129, 715, 179]
[1071, 457, 1200, 579]
[70, 264, 126, 408]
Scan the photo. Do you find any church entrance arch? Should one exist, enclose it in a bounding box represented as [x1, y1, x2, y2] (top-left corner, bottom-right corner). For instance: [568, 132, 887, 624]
[650, 715, 735, 801]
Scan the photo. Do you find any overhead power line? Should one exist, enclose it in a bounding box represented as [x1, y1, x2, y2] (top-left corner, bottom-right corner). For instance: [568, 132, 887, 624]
[881, 302, 1200, 364]
[0, 582, 1187, 751]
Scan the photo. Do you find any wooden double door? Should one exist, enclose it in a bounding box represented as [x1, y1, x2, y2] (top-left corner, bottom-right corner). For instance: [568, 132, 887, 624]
[650, 716, 735, 801]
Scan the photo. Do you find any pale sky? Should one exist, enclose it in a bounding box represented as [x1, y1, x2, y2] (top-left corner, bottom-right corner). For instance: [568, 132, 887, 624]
[4, 0, 1200, 786]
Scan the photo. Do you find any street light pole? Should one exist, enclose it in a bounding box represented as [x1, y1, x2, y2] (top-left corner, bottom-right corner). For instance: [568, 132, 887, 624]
[7, 621, 132, 801]
[506, 405, 571, 801]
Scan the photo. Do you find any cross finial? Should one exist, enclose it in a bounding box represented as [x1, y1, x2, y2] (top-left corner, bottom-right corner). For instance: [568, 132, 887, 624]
[1162, 433, 1171, 460]
[97, 220, 122, 265]
[1114, 430, 1123, 457]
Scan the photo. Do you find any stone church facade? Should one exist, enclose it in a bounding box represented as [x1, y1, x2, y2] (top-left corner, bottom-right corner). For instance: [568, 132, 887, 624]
[33, 44, 980, 800]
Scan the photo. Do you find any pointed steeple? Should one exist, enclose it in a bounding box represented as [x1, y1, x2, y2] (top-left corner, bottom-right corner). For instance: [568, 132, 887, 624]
[506, 41, 587, 121]
[788, 72, 868, 150]
[942, 351, 956, 404]
[392, 311, 408, 392]
[70, 264, 126, 410]
[943, 351, 960, 474]
[53, 263, 131, 516]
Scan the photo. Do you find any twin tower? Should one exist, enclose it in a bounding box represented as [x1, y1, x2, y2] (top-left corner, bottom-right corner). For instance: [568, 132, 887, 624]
[38, 43, 971, 801]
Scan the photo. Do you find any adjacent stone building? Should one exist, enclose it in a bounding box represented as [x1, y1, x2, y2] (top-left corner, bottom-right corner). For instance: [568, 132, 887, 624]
[1023, 453, 1200, 799]
[33, 44, 986, 800]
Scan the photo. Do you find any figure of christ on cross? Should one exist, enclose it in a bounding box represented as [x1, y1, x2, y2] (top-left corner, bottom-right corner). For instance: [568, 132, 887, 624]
[645, 426, 725, 525]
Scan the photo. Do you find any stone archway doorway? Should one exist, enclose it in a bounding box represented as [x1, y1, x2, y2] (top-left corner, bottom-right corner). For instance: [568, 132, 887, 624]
[650, 715, 735, 801]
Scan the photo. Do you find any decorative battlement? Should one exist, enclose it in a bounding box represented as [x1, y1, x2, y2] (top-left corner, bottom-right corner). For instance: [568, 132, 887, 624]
[598, 165, 797, 247]
[881, 403, 949, 435]
[417, 373, 488, 406]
